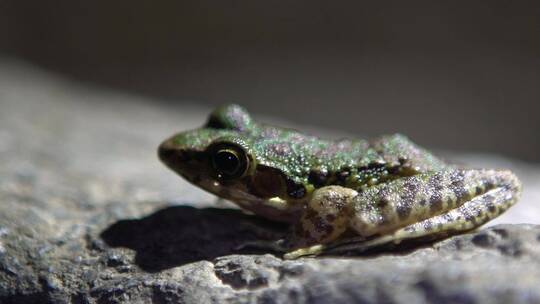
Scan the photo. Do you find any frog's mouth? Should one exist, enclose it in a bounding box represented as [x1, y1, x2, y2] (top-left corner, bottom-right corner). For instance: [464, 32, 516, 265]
[159, 142, 300, 223]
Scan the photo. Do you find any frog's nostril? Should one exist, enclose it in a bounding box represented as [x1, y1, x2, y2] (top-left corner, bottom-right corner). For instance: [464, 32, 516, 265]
[158, 144, 190, 165]
[158, 145, 174, 163]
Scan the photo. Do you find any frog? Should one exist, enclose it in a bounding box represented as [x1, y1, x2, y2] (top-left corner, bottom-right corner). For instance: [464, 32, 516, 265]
[158, 104, 521, 259]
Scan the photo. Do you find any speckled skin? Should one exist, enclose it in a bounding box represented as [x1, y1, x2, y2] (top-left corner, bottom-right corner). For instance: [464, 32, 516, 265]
[159, 104, 522, 259]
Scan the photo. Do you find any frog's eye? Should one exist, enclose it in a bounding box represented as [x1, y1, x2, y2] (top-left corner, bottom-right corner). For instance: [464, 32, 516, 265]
[209, 144, 249, 179]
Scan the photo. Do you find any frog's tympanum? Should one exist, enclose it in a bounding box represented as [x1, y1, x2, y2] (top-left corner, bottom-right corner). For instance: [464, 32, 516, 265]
[159, 104, 521, 259]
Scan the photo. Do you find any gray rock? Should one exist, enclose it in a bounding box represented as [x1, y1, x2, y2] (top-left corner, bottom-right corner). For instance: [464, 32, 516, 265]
[1, 59, 540, 303]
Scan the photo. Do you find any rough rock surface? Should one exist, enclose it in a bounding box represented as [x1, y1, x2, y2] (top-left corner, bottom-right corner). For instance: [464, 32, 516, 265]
[1, 59, 540, 304]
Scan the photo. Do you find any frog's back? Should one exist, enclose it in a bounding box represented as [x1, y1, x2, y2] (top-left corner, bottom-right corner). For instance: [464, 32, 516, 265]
[252, 126, 448, 193]
[370, 134, 449, 172]
[319, 134, 449, 192]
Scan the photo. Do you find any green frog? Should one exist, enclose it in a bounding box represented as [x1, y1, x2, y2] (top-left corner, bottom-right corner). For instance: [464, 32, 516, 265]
[158, 104, 521, 259]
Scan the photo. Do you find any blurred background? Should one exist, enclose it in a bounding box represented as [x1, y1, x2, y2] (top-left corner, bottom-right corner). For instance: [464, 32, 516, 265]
[0, 0, 538, 161]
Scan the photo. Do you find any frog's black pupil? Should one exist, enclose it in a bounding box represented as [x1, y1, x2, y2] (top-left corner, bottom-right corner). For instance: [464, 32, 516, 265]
[214, 150, 240, 176]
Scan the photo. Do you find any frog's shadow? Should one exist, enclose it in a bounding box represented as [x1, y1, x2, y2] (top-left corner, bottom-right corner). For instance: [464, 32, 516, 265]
[101, 205, 442, 273]
[100, 205, 289, 272]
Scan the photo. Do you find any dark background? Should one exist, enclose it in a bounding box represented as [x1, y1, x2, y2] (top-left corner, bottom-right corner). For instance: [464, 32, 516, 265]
[1, 1, 538, 161]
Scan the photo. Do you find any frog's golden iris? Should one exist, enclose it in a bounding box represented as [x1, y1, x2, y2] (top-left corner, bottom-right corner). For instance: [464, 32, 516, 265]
[208, 142, 249, 180]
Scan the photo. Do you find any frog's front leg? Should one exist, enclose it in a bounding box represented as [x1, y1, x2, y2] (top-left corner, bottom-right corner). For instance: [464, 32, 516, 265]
[284, 186, 358, 259]
[237, 186, 358, 258]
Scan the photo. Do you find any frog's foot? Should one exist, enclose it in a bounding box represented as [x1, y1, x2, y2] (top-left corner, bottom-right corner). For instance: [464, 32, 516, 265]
[328, 169, 522, 254]
[236, 239, 326, 259]
[235, 239, 290, 253]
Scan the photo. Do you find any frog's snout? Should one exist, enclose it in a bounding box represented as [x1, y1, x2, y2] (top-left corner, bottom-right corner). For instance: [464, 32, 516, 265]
[158, 140, 188, 169]
[158, 142, 173, 165]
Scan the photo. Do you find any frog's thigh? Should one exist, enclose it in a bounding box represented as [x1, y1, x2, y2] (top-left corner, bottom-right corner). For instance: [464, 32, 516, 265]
[292, 186, 357, 246]
[350, 169, 521, 237]
[333, 169, 521, 253]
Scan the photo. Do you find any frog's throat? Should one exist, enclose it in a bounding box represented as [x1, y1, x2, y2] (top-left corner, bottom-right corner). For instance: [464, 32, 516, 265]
[196, 178, 301, 223]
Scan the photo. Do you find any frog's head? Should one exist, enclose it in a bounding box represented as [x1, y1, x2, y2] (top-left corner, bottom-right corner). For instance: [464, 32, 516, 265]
[159, 104, 255, 183]
[159, 104, 307, 221]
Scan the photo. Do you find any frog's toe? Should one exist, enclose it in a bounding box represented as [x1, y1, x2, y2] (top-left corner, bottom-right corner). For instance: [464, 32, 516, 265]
[236, 239, 327, 259]
[235, 239, 290, 253]
[324, 235, 395, 255]
[283, 244, 326, 259]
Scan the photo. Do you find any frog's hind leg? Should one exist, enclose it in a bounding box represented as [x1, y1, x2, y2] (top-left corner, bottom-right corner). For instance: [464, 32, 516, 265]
[329, 169, 521, 254]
